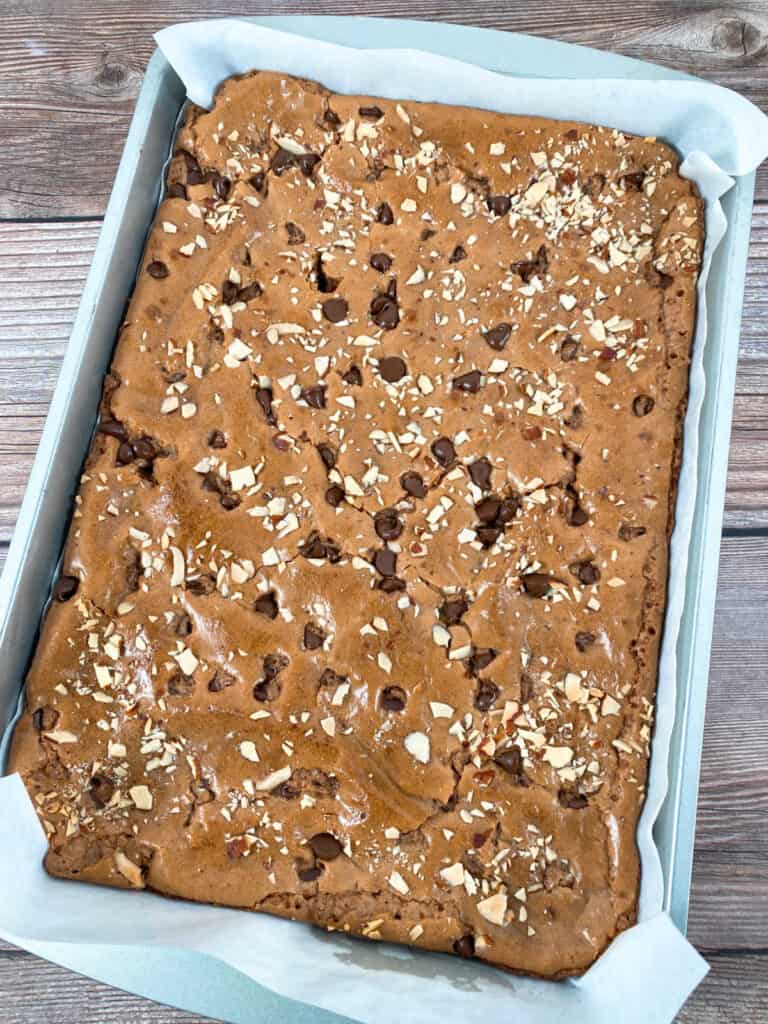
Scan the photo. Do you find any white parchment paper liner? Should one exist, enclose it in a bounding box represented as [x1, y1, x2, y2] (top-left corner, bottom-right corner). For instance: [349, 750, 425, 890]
[2, 18, 767, 1024]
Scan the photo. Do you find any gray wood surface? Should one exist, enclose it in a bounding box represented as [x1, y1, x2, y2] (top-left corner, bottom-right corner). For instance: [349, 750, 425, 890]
[0, 3, 766, 1022]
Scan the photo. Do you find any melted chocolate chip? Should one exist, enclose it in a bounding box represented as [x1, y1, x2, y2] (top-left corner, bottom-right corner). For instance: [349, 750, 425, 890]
[249, 171, 267, 193]
[378, 576, 406, 593]
[32, 706, 59, 731]
[167, 671, 194, 696]
[322, 297, 348, 323]
[253, 592, 279, 620]
[495, 746, 529, 785]
[359, 104, 383, 119]
[370, 291, 400, 330]
[475, 680, 500, 711]
[208, 671, 235, 693]
[303, 623, 326, 650]
[239, 281, 264, 304]
[558, 789, 589, 809]
[297, 863, 324, 882]
[475, 496, 501, 523]
[300, 531, 341, 563]
[374, 548, 397, 577]
[431, 436, 456, 468]
[401, 471, 427, 498]
[285, 222, 306, 245]
[213, 174, 231, 200]
[309, 832, 343, 860]
[316, 442, 337, 471]
[208, 429, 227, 449]
[453, 369, 482, 393]
[380, 686, 407, 712]
[468, 647, 497, 675]
[89, 775, 115, 809]
[522, 573, 552, 597]
[147, 260, 169, 279]
[483, 323, 512, 351]
[632, 394, 655, 417]
[618, 522, 647, 541]
[166, 182, 187, 200]
[569, 560, 600, 585]
[319, 668, 347, 689]
[325, 484, 346, 507]
[439, 597, 468, 626]
[448, 244, 467, 264]
[621, 170, 646, 191]
[342, 364, 363, 386]
[115, 441, 134, 465]
[575, 631, 596, 652]
[300, 384, 327, 409]
[98, 418, 128, 441]
[53, 575, 79, 602]
[255, 386, 277, 426]
[468, 457, 493, 490]
[370, 252, 392, 273]
[487, 194, 511, 217]
[560, 336, 580, 361]
[511, 244, 549, 283]
[379, 355, 407, 382]
[323, 108, 341, 128]
[374, 508, 403, 541]
[270, 147, 321, 178]
[186, 573, 215, 596]
[174, 613, 193, 638]
[453, 934, 475, 959]
[376, 202, 394, 225]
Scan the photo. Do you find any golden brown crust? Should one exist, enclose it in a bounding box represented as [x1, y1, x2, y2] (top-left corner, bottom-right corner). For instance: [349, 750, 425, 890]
[9, 70, 703, 978]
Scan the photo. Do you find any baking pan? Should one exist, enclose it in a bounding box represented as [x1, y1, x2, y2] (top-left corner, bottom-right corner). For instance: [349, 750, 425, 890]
[0, 14, 755, 1016]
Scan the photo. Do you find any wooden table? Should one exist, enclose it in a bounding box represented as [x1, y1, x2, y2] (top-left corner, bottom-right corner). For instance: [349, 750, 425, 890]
[1, 3, 766, 1021]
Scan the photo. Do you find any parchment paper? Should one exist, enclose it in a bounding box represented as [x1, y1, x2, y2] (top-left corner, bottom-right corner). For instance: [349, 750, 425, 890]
[2, 18, 767, 1024]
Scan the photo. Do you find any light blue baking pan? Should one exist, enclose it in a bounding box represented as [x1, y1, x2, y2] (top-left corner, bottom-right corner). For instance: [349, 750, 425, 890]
[0, 16, 755, 1022]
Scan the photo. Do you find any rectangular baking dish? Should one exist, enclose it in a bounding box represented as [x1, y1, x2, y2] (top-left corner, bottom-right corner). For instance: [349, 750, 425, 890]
[0, 15, 755, 1018]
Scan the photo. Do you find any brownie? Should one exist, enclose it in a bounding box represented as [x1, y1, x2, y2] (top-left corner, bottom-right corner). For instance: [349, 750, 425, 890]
[8, 71, 703, 978]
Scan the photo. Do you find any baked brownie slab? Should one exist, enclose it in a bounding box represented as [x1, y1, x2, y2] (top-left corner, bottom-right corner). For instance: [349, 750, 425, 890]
[9, 70, 703, 978]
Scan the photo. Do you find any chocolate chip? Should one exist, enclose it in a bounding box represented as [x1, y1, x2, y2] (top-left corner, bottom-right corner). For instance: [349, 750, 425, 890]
[522, 573, 552, 597]
[448, 244, 467, 264]
[253, 592, 279, 619]
[520, 673, 535, 703]
[560, 336, 580, 361]
[249, 171, 267, 193]
[453, 934, 475, 958]
[453, 369, 482, 393]
[511, 244, 549, 283]
[53, 575, 79, 602]
[420, 228, 436, 242]
[379, 355, 407, 382]
[483, 322, 512, 351]
[98, 418, 128, 440]
[115, 441, 134, 465]
[213, 174, 231, 200]
[401, 470, 427, 498]
[208, 430, 227, 449]
[583, 172, 605, 197]
[487, 194, 511, 217]
[475, 496, 501, 523]
[342, 364, 363, 386]
[89, 775, 115, 808]
[180, 149, 204, 184]
[220, 492, 240, 511]
[285, 221, 306, 245]
[374, 548, 397, 577]
[166, 182, 187, 200]
[621, 170, 646, 191]
[575, 631, 595, 652]
[147, 260, 169, 279]
[323, 108, 341, 128]
[569, 560, 600, 585]
[376, 202, 394, 225]
[264, 652, 289, 679]
[174, 613, 193, 637]
[255, 386, 277, 426]
[167, 671, 194, 696]
[186, 573, 215, 596]
[298, 863, 324, 882]
[208, 671, 235, 693]
[370, 292, 400, 330]
[316, 442, 337, 471]
[374, 508, 403, 541]
[304, 623, 326, 650]
[495, 746, 528, 785]
[359, 105, 384, 120]
[319, 668, 347, 689]
[32, 706, 59, 731]
[475, 680, 500, 711]
[632, 394, 655, 417]
[325, 484, 346, 507]
[315, 255, 340, 293]
[134, 437, 158, 461]
[564, 404, 584, 429]
[439, 597, 468, 626]
[645, 263, 673, 289]
[309, 832, 343, 860]
[370, 252, 392, 273]
[618, 523, 647, 541]
[377, 575, 406, 593]
[558, 789, 588, 809]
[270, 147, 320, 178]
[476, 525, 502, 548]
[300, 531, 341, 563]
[431, 437, 456, 468]
[468, 457, 492, 490]
[468, 647, 497, 675]
[238, 282, 263, 303]
[253, 676, 280, 702]
[497, 494, 520, 523]
[380, 686, 407, 712]
[322, 298, 348, 323]
[300, 384, 327, 409]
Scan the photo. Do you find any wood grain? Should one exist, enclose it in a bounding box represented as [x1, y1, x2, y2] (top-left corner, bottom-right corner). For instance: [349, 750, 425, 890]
[0, 1, 767, 217]
[1, 216, 766, 534]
